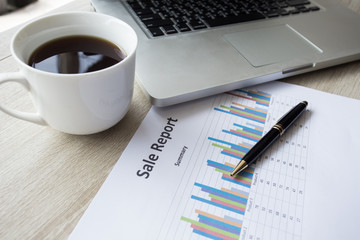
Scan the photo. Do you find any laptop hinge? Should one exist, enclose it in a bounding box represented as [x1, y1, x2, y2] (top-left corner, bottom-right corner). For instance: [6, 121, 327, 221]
[282, 63, 315, 74]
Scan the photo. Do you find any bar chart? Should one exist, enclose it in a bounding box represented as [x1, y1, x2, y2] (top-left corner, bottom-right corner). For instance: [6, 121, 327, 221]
[174, 89, 309, 240]
[179, 89, 270, 239]
[181, 210, 242, 240]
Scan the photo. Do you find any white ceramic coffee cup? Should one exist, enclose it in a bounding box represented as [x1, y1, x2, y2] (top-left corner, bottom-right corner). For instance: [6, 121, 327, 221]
[0, 12, 137, 135]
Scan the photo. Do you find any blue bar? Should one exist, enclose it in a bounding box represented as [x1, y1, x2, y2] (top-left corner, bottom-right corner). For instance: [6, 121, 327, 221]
[222, 130, 259, 142]
[230, 105, 267, 118]
[230, 144, 250, 153]
[193, 229, 223, 240]
[221, 106, 266, 121]
[208, 137, 235, 147]
[221, 150, 243, 160]
[199, 218, 240, 235]
[230, 188, 249, 196]
[236, 170, 254, 179]
[208, 137, 250, 153]
[236, 89, 271, 101]
[195, 182, 248, 204]
[246, 122, 264, 131]
[207, 160, 254, 180]
[222, 176, 251, 188]
[256, 106, 267, 112]
[208, 137, 234, 146]
[207, 160, 233, 172]
[203, 189, 247, 205]
[214, 107, 228, 114]
[257, 90, 272, 97]
[191, 195, 245, 215]
[256, 101, 269, 107]
[224, 215, 243, 225]
[214, 108, 265, 124]
[233, 124, 263, 136]
[198, 217, 241, 235]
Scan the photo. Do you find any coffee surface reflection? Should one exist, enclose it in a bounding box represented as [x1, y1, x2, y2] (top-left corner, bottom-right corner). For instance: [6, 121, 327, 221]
[28, 36, 126, 74]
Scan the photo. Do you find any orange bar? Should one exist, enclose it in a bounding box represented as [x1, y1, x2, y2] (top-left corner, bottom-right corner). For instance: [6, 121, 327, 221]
[224, 162, 254, 174]
[223, 149, 244, 158]
[230, 129, 260, 140]
[221, 188, 248, 200]
[237, 143, 252, 150]
[195, 209, 242, 228]
[231, 102, 267, 114]
[225, 162, 236, 168]
[248, 90, 271, 98]
[191, 224, 238, 240]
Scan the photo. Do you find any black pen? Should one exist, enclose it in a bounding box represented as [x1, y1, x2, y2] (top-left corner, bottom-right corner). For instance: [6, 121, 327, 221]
[230, 101, 308, 177]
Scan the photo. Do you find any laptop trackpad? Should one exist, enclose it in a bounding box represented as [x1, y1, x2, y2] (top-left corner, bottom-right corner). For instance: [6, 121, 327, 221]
[223, 24, 322, 67]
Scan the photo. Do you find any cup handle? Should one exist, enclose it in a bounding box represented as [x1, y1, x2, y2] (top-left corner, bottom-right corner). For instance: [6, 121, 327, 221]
[0, 72, 46, 125]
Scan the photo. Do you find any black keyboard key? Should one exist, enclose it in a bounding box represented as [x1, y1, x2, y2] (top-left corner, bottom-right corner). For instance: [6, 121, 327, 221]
[280, 10, 290, 16]
[299, 7, 310, 12]
[309, 6, 320, 11]
[144, 19, 173, 28]
[173, 17, 187, 24]
[266, 11, 280, 18]
[128, 1, 142, 10]
[288, 0, 310, 6]
[204, 12, 265, 27]
[148, 27, 164, 37]
[135, 9, 153, 16]
[176, 23, 191, 32]
[290, 9, 300, 14]
[139, 13, 161, 21]
[278, 2, 289, 8]
[163, 25, 178, 34]
[188, 20, 207, 30]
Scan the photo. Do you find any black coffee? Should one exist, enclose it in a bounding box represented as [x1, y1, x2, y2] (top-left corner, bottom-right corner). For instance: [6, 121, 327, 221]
[28, 35, 126, 74]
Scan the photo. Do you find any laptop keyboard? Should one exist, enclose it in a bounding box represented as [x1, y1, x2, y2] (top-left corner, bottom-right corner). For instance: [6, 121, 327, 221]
[125, 0, 320, 38]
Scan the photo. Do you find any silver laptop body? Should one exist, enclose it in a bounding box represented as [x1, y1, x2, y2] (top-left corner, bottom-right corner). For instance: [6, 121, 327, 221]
[91, 0, 360, 106]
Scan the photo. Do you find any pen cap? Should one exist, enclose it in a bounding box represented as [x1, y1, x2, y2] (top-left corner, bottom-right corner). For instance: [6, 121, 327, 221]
[277, 101, 308, 131]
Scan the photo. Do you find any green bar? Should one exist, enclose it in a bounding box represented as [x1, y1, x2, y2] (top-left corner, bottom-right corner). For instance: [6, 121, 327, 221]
[215, 168, 252, 182]
[212, 143, 246, 156]
[209, 194, 246, 209]
[180, 216, 239, 239]
[220, 105, 265, 120]
[252, 97, 269, 104]
[215, 168, 230, 175]
[235, 129, 261, 138]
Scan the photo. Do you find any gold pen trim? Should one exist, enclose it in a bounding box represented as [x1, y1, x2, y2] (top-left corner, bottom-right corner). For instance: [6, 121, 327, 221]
[300, 101, 308, 106]
[273, 123, 284, 135]
[230, 160, 248, 177]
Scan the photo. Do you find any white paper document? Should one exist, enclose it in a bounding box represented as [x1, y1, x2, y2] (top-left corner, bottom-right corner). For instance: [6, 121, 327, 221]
[70, 81, 360, 240]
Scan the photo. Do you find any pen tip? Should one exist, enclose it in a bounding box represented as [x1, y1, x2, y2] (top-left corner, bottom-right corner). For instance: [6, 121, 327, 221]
[230, 160, 248, 177]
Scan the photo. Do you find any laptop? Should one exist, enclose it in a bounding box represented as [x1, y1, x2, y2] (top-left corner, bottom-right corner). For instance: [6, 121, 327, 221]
[90, 0, 360, 106]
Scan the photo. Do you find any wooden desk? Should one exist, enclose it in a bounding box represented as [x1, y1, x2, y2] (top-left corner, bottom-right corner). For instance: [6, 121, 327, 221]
[0, 0, 359, 239]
